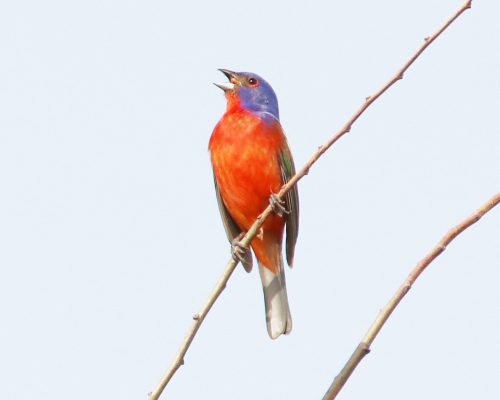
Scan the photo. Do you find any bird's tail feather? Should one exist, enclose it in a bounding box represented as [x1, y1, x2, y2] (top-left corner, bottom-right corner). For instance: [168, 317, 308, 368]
[258, 255, 292, 339]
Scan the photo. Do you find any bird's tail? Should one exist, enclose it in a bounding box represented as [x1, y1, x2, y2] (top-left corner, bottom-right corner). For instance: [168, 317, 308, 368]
[258, 254, 292, 339]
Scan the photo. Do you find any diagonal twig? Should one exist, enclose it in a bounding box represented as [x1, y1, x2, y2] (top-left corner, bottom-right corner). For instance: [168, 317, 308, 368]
[148, 1, 473, 399]
[322, 192, 500, 400]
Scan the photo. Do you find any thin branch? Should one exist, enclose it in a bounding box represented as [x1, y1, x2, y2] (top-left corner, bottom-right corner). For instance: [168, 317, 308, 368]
[148, 1, 473, 399]
[322, 192, 500, 400]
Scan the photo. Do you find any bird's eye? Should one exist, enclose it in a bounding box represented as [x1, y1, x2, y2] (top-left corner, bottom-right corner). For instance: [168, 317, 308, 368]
[248, 77, 258, 86]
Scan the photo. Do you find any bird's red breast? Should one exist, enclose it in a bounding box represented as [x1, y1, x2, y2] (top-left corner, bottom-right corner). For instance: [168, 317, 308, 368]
[209, 105, 287, 273]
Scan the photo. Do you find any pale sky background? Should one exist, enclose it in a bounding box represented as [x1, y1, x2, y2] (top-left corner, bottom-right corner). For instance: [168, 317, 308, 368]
[1, 1, 499, 399]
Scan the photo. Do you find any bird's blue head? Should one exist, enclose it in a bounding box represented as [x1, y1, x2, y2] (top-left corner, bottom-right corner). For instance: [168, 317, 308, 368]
[215, 69, 280, 120]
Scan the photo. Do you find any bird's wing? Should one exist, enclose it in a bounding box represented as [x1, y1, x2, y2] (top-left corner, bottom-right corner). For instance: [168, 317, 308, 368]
[213, 173, 253, 272]
[278, 144, 299, 267]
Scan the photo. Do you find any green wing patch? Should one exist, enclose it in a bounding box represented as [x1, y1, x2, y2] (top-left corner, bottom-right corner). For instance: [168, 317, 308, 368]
[213, 173, 253, 272]
[279, 146, 299, 267]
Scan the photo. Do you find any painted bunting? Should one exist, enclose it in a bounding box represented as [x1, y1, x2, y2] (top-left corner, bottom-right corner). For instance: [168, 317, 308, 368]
[209, 69, 299, 339]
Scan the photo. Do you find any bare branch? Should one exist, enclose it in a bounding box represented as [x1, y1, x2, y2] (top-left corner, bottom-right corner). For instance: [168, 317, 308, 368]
[322, 192, 500, 400]
[149, 1, 473, 399]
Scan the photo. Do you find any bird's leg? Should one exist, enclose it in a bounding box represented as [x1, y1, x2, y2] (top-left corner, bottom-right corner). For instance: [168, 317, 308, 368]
[231, 232, 247, 263]
[269, 194, 289, 217]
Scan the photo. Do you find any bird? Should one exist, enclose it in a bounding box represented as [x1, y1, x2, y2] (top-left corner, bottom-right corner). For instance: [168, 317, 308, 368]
[209, 69, 299, 339]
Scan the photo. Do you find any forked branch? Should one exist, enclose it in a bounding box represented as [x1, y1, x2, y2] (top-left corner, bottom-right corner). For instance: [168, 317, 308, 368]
[149, 1, 473, 399]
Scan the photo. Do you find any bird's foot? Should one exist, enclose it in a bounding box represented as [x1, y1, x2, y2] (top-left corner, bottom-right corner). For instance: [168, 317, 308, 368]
[269, 194, 289, 217]
[231, 233, 248, 264]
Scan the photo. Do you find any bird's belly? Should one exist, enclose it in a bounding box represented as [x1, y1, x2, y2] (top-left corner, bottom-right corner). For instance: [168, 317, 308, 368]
[213, 143, 283, 232]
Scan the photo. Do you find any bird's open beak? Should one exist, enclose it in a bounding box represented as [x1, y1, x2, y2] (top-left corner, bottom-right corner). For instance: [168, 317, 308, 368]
[214, 68, 239, 92]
